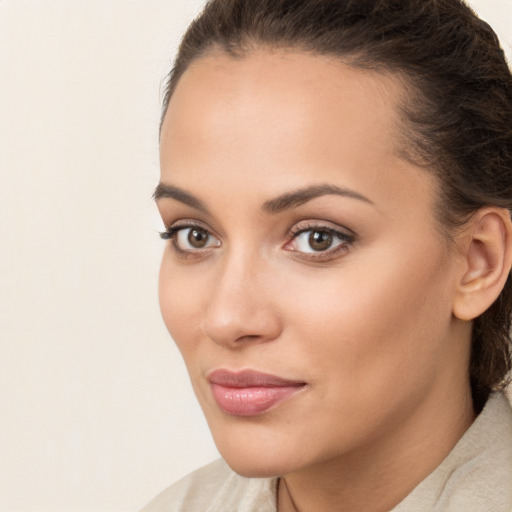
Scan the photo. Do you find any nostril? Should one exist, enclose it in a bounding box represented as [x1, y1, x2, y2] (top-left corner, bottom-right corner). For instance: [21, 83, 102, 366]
[236, 334, 263, 342]
[202, 307, 283, 348]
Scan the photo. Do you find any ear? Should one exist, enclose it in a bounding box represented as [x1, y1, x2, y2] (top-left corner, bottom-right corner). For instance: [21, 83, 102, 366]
[453, 208, 512, 321]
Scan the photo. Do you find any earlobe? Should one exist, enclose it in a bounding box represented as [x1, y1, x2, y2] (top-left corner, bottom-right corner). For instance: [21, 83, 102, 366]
[453, 208, 512, 321]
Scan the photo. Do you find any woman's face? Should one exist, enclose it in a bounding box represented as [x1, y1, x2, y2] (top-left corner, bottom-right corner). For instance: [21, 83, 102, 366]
[157, 51, 470, 477]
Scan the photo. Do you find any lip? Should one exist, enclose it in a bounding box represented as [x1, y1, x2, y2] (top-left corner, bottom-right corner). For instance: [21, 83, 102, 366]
[207, 369, 307, 417]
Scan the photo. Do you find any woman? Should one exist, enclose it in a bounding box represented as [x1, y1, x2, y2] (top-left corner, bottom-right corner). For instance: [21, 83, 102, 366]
[143, 0, 512, 510]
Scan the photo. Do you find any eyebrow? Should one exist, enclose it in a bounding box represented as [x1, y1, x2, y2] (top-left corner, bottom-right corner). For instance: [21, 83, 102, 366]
[153, 183, 209, 213]
[262, 184, 373, 214]
[153, 182, 373, 214]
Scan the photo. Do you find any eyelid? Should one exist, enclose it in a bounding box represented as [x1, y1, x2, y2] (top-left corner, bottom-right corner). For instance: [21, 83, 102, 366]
[289, 220, 355, 239]
[284, 221, 356, 261]
[160, 219, 214, 239]
[159, 220, 221, 257]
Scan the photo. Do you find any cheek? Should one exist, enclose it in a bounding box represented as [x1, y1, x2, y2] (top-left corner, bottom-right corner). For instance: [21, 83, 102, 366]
[158, 255, 204, 356]
[276, 241, 455, 389]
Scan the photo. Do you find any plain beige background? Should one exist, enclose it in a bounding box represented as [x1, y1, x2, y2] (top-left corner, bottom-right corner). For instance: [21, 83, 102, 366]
[0, 1, 510, 511]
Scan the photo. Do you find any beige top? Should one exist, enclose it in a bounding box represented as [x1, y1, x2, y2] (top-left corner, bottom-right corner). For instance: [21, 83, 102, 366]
[142, 392, 512, 511]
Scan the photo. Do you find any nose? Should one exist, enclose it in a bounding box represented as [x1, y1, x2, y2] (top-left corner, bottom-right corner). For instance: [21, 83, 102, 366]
[200, 253, 282, 348]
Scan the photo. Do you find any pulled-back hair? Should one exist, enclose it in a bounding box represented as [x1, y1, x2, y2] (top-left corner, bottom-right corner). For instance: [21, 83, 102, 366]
[161, 0, 512, 393]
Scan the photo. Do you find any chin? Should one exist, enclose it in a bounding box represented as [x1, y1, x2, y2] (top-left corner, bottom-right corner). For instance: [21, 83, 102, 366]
[221, 452, 291, 479]
[201, 398, 326, 478]
[211, 428, 306, 478]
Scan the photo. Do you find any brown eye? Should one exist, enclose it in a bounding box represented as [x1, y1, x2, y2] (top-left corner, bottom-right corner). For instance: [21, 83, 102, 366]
[188, 228, 209, 248]
[308, 230, 333, 251]
[173, 226, 220, 252]
[285, 225, 354, 258]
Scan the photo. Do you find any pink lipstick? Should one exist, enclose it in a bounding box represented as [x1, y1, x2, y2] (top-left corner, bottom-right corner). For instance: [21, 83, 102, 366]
[208, 369, 306, 417]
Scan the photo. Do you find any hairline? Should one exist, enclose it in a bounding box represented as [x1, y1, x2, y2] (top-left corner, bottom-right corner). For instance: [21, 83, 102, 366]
[160, 43, 461, 243]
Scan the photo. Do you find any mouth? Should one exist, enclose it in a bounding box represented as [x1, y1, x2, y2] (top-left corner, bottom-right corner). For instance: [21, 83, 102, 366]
[207, 369, 307, 417]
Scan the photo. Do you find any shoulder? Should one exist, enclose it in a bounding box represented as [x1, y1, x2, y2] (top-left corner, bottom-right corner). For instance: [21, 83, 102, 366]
[140, 459, 277, 512]
[140, 459, 232, 511]
[439, 392, 512, 511]
[394, 392, 512, 512]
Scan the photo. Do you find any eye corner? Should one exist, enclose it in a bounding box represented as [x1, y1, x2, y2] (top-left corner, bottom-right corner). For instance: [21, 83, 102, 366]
[159, 228, 174, 240]
[161, 221, 221, 258]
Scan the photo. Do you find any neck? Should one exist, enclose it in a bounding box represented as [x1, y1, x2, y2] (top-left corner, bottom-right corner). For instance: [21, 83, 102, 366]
[278, 382, 475, 512]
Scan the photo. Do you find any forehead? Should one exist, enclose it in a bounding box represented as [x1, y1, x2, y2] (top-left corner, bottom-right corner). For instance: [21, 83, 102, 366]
[160, 50, 437, 226]
[161, 49, 406, 158]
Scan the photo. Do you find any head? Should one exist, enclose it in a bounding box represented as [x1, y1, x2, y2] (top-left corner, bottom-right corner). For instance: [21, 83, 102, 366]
[156, 0, 512, 477]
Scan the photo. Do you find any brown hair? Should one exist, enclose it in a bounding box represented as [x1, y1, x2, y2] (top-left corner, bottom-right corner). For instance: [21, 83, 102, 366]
[161, 0, 512, 393]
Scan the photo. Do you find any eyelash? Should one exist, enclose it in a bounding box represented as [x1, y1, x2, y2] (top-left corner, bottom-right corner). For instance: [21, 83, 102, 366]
[159, 221, 355, 261]
[159, 222, 215, 259]
[286, 223, 355, 261]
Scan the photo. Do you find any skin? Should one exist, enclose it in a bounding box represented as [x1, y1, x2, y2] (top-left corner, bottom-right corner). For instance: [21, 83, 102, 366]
[157, 50, 477, 512]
